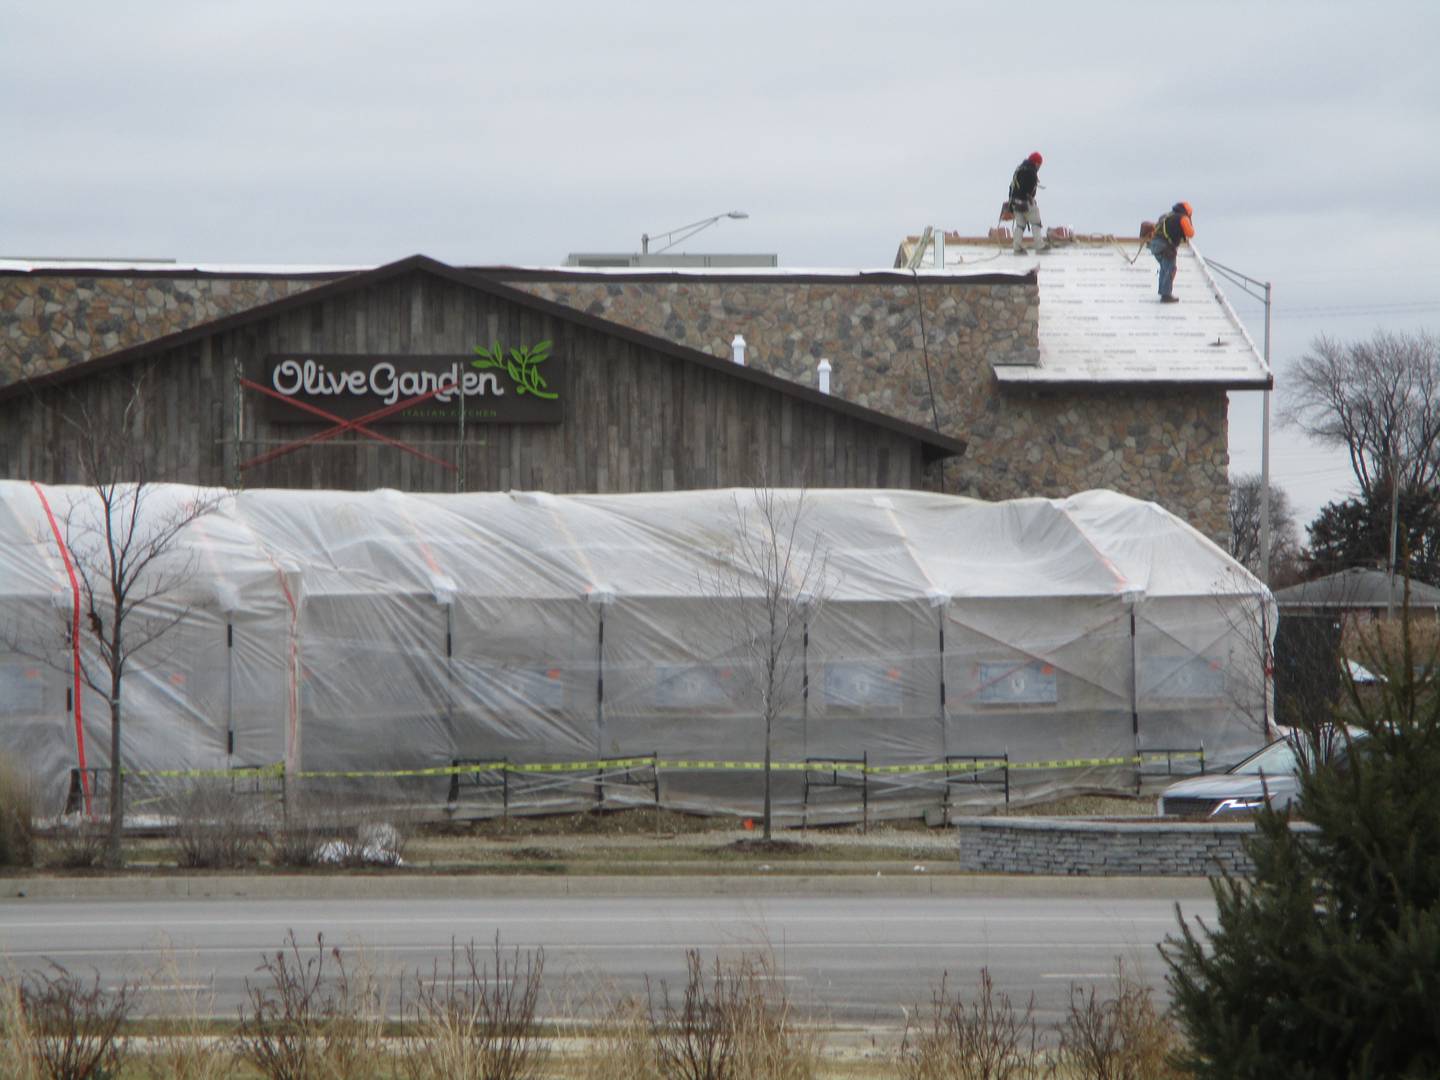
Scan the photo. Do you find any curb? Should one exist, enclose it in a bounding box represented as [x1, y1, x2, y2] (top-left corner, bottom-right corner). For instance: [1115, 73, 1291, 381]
[0, 872, 1217, 902]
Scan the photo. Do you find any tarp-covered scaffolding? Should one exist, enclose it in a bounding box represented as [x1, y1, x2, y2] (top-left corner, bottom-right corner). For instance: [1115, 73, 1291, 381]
[0, 483, 1275, 821]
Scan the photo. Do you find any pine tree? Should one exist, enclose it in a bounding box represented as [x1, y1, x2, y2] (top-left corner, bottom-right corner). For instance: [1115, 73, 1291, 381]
[1163, 596, 1440, 1078]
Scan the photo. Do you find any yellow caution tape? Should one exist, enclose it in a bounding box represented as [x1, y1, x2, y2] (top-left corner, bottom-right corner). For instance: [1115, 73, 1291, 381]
[292, 764, 499, 779]
[295, 757, 661, 779]
[1008, 755, 1136, 770]
[127, 749, 1200, 782]
[656, 760, 768, 771]
[509, 757, 658, 773]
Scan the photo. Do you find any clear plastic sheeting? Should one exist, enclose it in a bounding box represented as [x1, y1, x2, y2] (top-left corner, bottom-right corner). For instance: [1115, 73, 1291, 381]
[0, 483, 1275, 822]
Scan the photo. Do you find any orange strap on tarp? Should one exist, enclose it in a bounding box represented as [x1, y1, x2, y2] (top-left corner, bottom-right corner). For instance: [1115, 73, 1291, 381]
[29, 482, 92, 816]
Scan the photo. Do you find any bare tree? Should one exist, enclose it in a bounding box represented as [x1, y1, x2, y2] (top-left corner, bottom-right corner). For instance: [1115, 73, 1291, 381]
[1228, 473, 1301, 582]
[705, 485, 833, 841]
[38, 376, 227, 864]
[1282, 330, 1440, 495]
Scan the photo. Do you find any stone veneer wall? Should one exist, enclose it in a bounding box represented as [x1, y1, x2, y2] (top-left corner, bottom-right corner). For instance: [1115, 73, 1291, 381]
[953, 816, 1306, 876]
[502, 276, 1229, 543]
[980, 387, 1229, 541]
[0, 275, 330, 387]
[0, 269, 1230, 542]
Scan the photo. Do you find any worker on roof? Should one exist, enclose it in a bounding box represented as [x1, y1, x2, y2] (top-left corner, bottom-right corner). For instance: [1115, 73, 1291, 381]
[1149, 202, 1195, 303]
[1007, 152, 1050, 255]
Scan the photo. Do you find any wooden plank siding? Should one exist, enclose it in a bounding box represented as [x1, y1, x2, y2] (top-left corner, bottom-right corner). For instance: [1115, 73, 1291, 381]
[0, 270, 933, 493]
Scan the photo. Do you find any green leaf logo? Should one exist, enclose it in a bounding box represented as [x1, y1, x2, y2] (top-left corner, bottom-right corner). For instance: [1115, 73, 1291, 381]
[473, 340, 558, 400]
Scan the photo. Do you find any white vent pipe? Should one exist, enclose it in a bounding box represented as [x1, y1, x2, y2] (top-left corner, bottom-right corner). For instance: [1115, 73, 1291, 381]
[731, 333, 747, 366]
[817, 358, 832, 394]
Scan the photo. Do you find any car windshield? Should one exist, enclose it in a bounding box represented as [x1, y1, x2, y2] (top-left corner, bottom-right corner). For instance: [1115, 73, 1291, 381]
[1230, 739, 1301, 776]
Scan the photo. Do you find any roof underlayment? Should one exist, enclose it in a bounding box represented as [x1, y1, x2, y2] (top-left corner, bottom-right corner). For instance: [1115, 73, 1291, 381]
[902, 236, 1271, 388]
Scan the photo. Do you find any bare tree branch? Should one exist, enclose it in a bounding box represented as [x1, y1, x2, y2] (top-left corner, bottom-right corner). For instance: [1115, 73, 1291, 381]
[702, 482, 835, 840]
[1281, 330, 1440, 497]
[14, 371, 232, 863]
[1228, 473, 1301, 581]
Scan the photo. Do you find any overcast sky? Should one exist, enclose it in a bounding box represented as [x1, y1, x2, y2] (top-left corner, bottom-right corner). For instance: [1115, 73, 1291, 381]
[5, 1, 1438, 535]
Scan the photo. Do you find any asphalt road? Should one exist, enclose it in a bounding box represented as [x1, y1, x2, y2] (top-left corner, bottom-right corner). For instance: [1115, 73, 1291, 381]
[0, 888, 1216, 1027]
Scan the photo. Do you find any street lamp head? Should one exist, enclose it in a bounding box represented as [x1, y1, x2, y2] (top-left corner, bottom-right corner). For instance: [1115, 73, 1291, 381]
[642, 210, 751, 255]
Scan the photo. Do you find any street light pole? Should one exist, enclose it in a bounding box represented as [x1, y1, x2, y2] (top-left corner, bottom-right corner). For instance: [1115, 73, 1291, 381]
[640, 210, 748, 255]
[1261, 280, 1273, 584]
[1206, 259, 1274, 583]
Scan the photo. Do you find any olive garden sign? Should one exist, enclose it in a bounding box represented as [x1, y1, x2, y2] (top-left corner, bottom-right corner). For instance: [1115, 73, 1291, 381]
[263, 342, 563, 424]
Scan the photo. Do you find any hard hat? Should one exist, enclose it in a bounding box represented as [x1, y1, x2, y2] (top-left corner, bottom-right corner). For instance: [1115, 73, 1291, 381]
[1175, 201, 1193, 216]
[1028, 152, 1044, 166]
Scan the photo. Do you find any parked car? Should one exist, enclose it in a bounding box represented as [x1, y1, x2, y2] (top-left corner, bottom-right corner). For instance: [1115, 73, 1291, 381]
[1157, 732, 1364, 818]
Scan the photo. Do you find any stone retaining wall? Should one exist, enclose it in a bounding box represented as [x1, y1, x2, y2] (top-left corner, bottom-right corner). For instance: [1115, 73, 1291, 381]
[953, 816, 1311, 876]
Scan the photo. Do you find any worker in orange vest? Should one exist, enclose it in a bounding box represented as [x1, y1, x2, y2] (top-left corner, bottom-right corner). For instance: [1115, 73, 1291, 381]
[1149, 202, 1194, 302]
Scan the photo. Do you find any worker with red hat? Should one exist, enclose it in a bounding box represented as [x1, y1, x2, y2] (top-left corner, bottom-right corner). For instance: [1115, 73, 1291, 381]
[1149, 202, 1195, 302]
[1007, 152, 1050, 255]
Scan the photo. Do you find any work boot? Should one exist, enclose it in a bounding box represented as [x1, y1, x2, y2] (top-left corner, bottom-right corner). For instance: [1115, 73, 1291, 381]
[1160, 294, 1180, 303]
[1037, 243, 1053, 253]
[1013, 246, 1027, 255]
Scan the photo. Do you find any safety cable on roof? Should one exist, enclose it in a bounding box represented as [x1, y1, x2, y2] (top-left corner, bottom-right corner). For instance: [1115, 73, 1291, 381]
[909, 269, 946, 492]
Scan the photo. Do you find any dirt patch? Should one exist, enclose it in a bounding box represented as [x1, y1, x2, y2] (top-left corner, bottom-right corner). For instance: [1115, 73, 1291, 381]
[436, 807, 744, 839]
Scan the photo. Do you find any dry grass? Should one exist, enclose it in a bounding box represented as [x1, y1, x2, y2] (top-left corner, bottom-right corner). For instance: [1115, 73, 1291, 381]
[897, 963, 1184, 1080]
[42, 816, 111, 870]
[1054, 962, 1183, 1080]
[136, 948, 234, 1080]
[233, 931, 388, 1079]
[574, 995, 657, 1080]
[401, 936, 548, 1080]
[0, 942, 1190, 1079]
[0, 976, 41, 1080]
[0, 962, 138, 1080]
[0, 756, 35, 868]
[648, 949, 821, 1080]
[899, 968, 1050, 1080]
[170, 782, 263, 870]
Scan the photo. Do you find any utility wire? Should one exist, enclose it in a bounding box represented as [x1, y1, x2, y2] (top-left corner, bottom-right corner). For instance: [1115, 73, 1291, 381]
[1275, 302, 1440, 319]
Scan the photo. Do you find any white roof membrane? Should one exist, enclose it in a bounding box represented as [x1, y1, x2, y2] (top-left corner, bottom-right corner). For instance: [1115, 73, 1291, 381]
[911, 238, 1271, 388]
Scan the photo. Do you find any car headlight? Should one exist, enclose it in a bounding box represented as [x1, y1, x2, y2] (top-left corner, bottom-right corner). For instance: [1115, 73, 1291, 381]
[1211, 797, 1264, 815]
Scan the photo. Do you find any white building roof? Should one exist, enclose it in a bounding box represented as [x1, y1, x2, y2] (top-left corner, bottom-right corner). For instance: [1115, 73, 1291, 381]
[0, 258, 1016, 282]
[5, 245, 1271, 390]
[0, 258, 364, 275]
[484, 263, 1020, 280]
[901, 235, 1272, 389]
